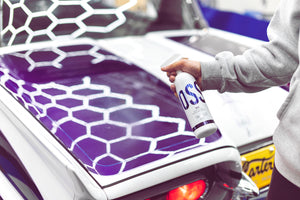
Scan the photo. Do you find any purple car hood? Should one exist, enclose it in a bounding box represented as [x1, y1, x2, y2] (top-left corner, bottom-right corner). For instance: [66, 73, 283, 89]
[0, 39, 224, 184]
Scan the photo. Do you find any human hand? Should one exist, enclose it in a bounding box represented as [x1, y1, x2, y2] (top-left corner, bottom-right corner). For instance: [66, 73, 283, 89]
[161, 58, 202, 95]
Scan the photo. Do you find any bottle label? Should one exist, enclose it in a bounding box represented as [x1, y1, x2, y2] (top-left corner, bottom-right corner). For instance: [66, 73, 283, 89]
[178, 81, 205, 110]
[177, 78, 214, 130]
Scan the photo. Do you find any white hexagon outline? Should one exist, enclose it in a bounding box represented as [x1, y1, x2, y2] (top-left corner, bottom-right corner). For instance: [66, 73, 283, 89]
[1, 0, 139, 45]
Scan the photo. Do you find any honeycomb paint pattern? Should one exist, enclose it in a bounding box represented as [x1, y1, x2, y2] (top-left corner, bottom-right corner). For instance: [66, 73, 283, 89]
[0, 42, 222, 176]
[1, 0, 150, 46]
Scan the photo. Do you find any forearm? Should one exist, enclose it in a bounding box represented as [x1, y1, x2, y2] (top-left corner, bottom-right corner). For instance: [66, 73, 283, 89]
[200, 0, 300, 93]
[201, 43, 297, 93]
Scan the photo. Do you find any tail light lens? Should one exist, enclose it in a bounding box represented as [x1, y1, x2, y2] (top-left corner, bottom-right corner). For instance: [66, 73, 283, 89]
[167, 180, 207, 200]
[148, 179, 208, 200]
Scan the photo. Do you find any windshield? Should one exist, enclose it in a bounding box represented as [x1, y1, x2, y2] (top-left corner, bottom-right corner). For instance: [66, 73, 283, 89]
[0, 0, 206, 46]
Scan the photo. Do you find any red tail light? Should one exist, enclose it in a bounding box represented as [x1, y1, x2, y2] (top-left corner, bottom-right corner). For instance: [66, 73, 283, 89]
[166, 180, 207, 200]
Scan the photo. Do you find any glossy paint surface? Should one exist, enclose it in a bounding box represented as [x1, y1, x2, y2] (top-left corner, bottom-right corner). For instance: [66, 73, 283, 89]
[0, 42, 221, 176]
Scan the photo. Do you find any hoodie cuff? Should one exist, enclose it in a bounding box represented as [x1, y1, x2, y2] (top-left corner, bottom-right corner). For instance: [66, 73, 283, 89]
[200, 60, 223, 91]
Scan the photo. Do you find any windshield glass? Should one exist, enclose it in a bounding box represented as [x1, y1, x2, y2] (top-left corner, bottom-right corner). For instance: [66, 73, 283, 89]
[1, 0, 205, 46]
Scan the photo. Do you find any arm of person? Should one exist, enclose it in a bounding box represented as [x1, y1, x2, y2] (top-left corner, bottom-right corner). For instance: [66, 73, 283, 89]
[200, 1, 300, 93]
[162, 0, 300, 94]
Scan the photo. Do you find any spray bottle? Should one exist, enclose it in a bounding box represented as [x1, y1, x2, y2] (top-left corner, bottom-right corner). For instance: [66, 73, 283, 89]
[162, 54, 218, 138]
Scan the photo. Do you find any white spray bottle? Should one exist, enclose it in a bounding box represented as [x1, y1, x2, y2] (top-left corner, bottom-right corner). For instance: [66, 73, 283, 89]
[162, 54, 218, 138]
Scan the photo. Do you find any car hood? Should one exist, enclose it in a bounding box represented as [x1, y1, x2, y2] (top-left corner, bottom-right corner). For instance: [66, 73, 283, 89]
[0, 38, 235, 188]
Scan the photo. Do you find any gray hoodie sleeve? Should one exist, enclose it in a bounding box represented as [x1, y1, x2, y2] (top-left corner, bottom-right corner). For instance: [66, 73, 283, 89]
[200, 0, 300, 93]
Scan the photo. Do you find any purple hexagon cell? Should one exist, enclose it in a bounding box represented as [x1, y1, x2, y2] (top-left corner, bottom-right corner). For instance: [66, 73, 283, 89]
[59, 121, 87, 142]
[34, 95, 51, 104]
[110, 107, 152, 124]
[73, 109, 104, 123]
[29, 51, 59, 62]
[42, 88, 66, 96]
[56, 98, 83, 108]
[95, 156, 123, 176]
[91, 124, 126, 141]
[47, 107, 68, 121]
[132, 121, 178, 138]
[110, 138, 151, 160]
[73, 138, 107, 166]
[89, 96, 125, 109]
[73, 88, 103, 96]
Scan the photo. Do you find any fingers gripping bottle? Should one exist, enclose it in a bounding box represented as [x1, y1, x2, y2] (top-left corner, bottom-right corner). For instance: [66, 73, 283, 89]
[175, 70, 218, 138]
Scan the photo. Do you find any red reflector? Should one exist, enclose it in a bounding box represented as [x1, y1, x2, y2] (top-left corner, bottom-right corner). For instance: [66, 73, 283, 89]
[167, 180, 206, 200]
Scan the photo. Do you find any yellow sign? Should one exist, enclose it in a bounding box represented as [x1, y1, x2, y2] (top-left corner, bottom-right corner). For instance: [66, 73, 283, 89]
[241, 144, 275, 189]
